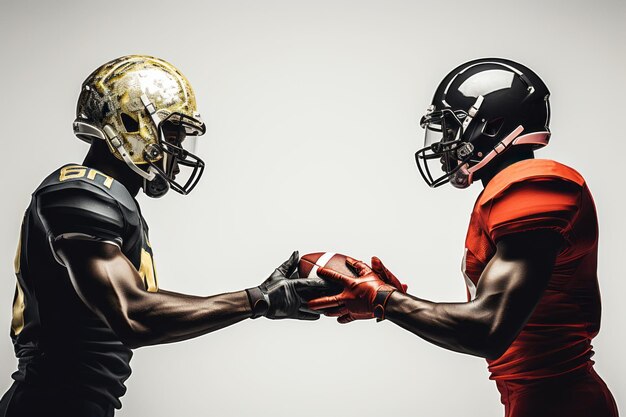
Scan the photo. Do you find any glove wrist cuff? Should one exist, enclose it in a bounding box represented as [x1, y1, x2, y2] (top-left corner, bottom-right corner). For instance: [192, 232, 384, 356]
[373, 289, 395, 320]
[246, 287, 270, 319]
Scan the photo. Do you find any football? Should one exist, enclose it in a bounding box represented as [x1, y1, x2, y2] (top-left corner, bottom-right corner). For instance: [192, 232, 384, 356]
[298, 252, 357, 279]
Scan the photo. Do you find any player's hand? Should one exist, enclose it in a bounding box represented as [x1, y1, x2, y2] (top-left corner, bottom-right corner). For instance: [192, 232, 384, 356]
[307, 257, 396, 323]
[247, 251, 333, 320]
[318, 256, 408, 323]
[372, 256, 408, 294]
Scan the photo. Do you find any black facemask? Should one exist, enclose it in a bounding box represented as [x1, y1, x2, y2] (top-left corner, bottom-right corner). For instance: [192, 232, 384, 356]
[142, 113, 206, 197]
[415, 108, 475, 188]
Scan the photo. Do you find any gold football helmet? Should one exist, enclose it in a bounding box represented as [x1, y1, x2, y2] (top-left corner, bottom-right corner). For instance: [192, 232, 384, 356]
[74, 55, 206, 197]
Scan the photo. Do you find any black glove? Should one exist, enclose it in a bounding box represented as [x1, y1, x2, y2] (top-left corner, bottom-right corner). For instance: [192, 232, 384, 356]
[246, 251, 335, 320]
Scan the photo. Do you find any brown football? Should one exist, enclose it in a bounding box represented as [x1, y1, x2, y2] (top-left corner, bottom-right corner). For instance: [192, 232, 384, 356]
[298, 252, 357, 279]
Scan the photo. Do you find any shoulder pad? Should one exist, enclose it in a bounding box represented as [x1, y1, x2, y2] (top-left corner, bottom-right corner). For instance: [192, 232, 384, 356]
[480, 159, 584, 205]
[36, 164, 137, 213]
[477, 160, 584, 243]
[36, 165, 141, 244]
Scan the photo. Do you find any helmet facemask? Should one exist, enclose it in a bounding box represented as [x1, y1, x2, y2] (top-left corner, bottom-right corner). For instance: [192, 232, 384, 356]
[138, 91, 206, 197]
[415, 106, 478, 188]
[142, 111, 206, 198]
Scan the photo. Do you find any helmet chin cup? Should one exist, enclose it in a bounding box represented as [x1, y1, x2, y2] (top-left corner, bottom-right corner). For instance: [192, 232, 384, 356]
[143, 169, 170, 198]
[451, 165, 471, 189]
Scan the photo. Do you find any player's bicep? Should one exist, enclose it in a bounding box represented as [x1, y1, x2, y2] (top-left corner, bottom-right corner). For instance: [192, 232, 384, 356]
[474, 230, 562, 354]
[55, 239, 146, 338]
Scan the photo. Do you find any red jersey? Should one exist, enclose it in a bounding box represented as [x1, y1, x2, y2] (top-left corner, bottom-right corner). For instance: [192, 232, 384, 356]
[463, 159, 601, 381]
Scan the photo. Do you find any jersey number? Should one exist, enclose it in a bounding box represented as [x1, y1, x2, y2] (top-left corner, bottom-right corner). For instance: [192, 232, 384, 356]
[59, 165, 113, 189]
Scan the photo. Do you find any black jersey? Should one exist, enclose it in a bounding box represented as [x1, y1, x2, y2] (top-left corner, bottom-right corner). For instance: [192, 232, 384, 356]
[10, 164, 158, 409]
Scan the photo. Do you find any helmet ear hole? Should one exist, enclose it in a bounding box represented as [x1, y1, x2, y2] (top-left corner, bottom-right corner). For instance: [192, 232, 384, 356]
[482, 117, 504, 137]
[121, 112, 139, 133]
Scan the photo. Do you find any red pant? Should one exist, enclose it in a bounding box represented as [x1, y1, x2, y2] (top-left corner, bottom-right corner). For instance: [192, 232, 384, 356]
[495, 367, 618, 417]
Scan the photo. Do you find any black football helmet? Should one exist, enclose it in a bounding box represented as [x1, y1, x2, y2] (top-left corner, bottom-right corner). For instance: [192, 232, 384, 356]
[416, 58, 551, 188]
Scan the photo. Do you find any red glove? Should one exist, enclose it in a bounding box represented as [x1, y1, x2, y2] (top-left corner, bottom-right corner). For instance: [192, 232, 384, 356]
[372, 256, 408, 294]
[319, 256, 408, 323]
[307, 257, 397, 324]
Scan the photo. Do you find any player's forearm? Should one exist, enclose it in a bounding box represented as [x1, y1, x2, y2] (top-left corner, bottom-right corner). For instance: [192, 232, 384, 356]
[119, 290, 252, 348]
[385, 292, 504, 359]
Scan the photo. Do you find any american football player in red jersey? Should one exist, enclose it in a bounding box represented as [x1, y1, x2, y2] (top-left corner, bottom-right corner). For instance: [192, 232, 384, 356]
[308, 58, 619, 417]
[0, 55, 333, 417]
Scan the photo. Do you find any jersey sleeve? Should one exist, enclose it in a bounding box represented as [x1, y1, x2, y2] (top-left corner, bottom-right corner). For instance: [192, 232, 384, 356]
[37, 182, 126, 246]
[483, 177, 582, 243]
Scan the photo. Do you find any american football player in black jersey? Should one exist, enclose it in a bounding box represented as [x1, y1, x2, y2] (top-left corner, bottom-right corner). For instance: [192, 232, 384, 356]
[0, 55, 332, 417]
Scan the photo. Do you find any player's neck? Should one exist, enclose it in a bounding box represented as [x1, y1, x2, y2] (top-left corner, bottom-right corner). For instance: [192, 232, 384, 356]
[479, 149, 535, 188]
[82, 140, 143, 197]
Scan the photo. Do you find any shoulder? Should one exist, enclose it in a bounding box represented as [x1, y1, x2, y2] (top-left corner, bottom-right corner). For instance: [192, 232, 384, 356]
[476, 160, 585, 242]
[478, 159, 585, 206]
[35, 165, 140, 242]
[35, 164, 137, 211]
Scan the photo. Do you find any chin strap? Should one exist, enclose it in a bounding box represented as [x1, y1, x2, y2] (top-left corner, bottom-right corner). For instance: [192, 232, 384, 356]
[451, 126, 524, 188]
[73, 119, 157, 182]
[102, 125, 156, 181]
[451, 126, 550, 188]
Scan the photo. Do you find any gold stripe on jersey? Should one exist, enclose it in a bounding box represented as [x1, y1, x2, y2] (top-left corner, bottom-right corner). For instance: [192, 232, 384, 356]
[139, 248, 158, 293]
[12, 231, 25, 336]
[11, 282, 25, 337]
[14, 229, 21, 274]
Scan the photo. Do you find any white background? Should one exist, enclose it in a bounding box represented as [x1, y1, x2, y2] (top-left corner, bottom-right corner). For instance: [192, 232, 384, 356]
[0, 1, 624, 416]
